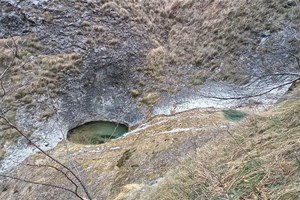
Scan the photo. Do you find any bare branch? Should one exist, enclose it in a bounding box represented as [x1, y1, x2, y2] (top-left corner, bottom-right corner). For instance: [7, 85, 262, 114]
[0, 36, 18, 96]
[246, 73, 300, 88]
[0, 116, 93, 200]
[0, 81, 6, 97]
[0, 36, 19, 81]
[201, 78, 299, 100]
[0, 35, 92, 199]
[25, 163, 80, 195]
[8, 34, 19, 59]
[0, 174, 85, 200]
[43, 89, 89, 197]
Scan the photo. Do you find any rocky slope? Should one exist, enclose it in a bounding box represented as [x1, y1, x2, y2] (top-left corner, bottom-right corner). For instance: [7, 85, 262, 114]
[1, 87, 299, 199]
[0, 0, 300, 199]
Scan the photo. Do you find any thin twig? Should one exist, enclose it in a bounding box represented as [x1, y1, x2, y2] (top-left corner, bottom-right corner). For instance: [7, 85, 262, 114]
[226, 129, 262, 168]
[0, 36, 18, 96]
[201, 78, 299, 100]
[25, 163, 80, 194]
[0, 80, 6, 97]
[0, 174, 85, 200]
[0, 116, 92, 200]
[0, 36, 92, 199]
[45, 91, 88, 197]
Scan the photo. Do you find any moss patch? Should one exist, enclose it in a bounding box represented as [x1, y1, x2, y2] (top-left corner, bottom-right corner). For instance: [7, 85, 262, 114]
[223, 110, 247, 121]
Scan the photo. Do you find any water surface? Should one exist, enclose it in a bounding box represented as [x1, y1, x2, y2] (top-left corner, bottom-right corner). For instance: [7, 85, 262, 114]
[67, 121, 128, 145]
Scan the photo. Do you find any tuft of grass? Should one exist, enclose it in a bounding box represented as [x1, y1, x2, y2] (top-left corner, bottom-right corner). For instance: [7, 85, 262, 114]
[4, 110, 16, 123]
[228, 159, 266, 199]
[0, 126, 21, 154]
[144, 46, 166, 79]
[42, 11, 54, 22]
[130, 89, 141, 97]
[0, 149, 5, 160]
[20, 95, 33, 104]
[93, 25, 106, 32]
[40, 108, 54, 120]
[141, 92, 159, 105]
[117, 149, 136, 168]
[189, 72, 207, 86]
[81, 20, 91, 27]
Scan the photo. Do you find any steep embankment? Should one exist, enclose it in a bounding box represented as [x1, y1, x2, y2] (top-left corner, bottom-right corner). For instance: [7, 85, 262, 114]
[0, 0, 299, 198]
[1, 83, 299, 199]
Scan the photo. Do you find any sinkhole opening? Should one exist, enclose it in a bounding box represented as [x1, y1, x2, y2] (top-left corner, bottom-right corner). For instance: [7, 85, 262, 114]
[67, 121, 128, 145]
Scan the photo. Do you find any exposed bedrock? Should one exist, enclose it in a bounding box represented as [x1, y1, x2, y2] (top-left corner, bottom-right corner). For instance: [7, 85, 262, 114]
[0, 0, 299, 172]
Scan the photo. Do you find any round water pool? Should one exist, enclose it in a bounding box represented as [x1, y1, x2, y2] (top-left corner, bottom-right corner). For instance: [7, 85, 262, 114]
[67, 121, 128, 145]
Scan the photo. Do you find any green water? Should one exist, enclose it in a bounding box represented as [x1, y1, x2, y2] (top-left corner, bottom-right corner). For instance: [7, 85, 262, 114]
[67, 121, 128, 145]
[223, 110, 247, 121]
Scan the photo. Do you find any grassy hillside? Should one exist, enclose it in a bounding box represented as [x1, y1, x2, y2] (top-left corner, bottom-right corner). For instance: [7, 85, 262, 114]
[142, 97, 300, 199]
[1, 83, 299, 199]
[0, 0, 300, 199]
[1, 0, 299, 108]
[112, 0, 300, 87]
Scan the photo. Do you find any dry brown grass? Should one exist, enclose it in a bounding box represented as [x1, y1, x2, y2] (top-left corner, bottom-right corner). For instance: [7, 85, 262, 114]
[10, 53, 80, 100]
[130, 89, 141, 97]
[0, 37, 23, 69]
[0, 36, 82, 152]
[144, 46, 166, 79]
[0, 108, 228, 199]
[2, 96, 299, 199]
[141, 92, 160, 105]
[31, 0, 300, 95]
[1, 0, 299, 198]
[6, 49, 81, 101]
[142, 99, 300, 199]
[89, 0, 299, 94]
